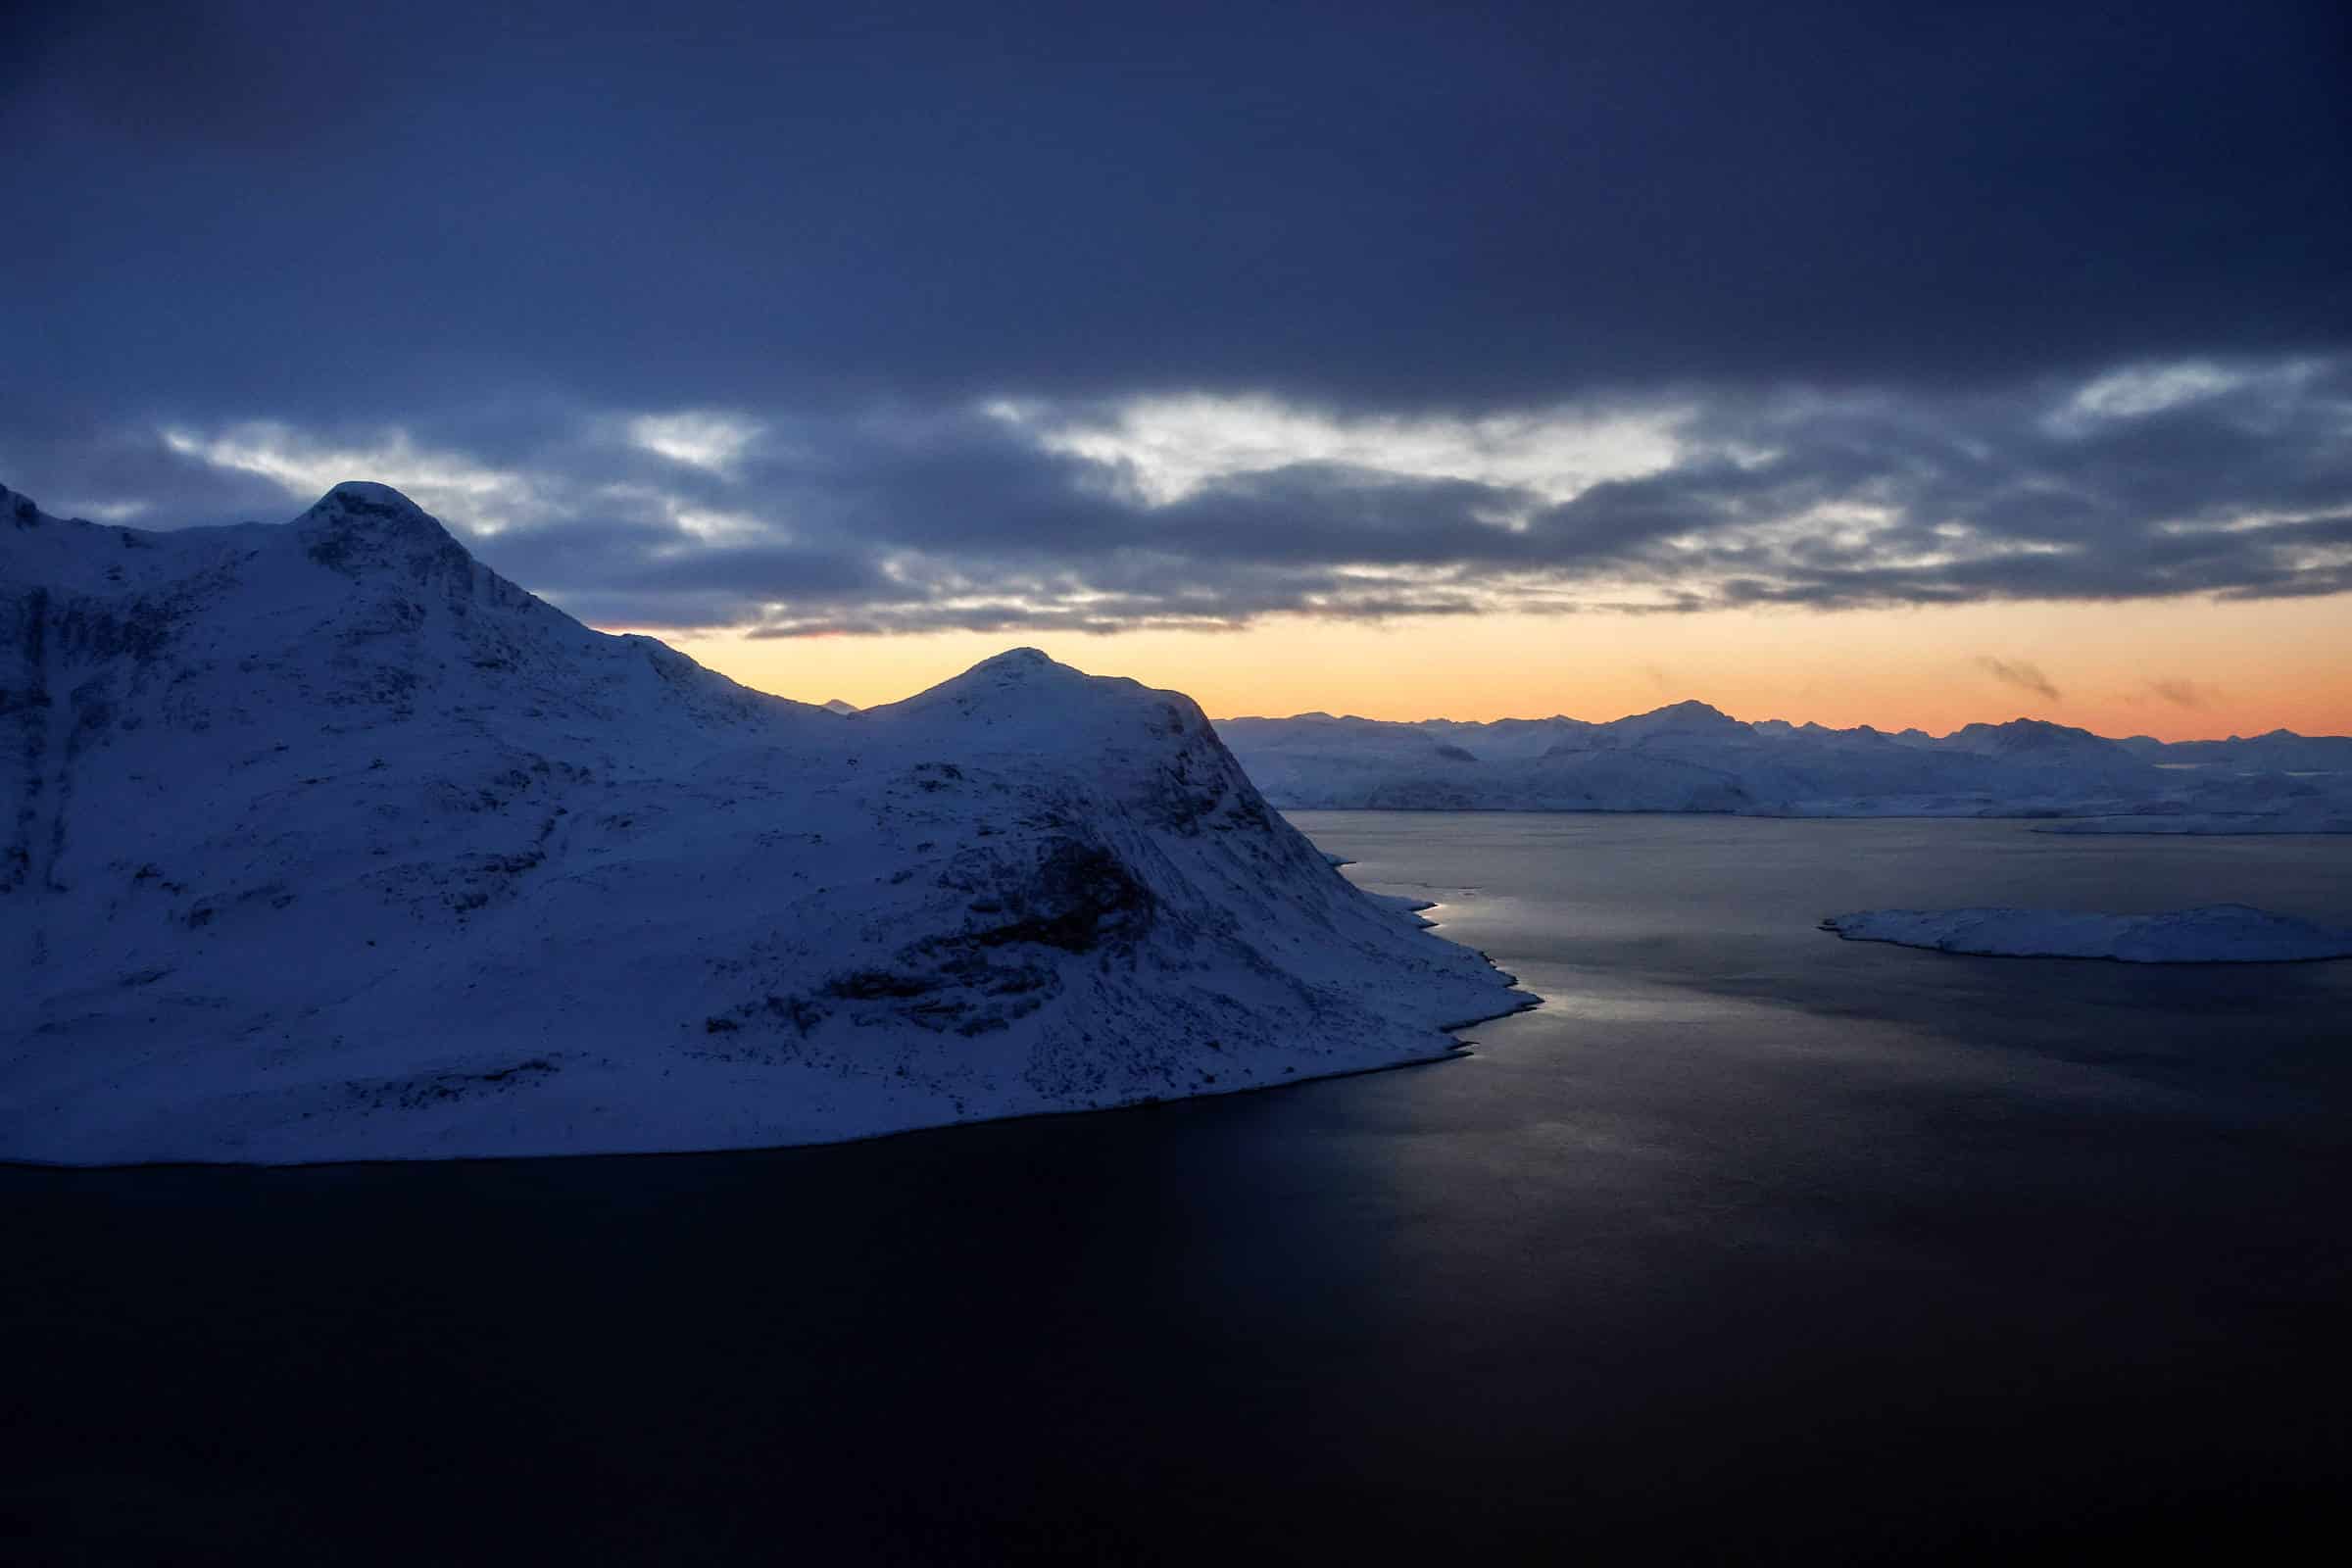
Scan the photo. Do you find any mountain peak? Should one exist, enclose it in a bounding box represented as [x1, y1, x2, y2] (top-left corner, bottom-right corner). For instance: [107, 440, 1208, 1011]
[913, 647, 1098, 701]
[301, 481, 443, 531]
[870, 647, 1218, 762]
[1621, 699, 1743, 727]
[1939, 716, 2132, 761]
[971, 647, 1056, 674]
[890, 648, 1092, 712]
[326, 478, 423, 508]
[294, 481, 471, 580]
[1603, 698, 1751, 743]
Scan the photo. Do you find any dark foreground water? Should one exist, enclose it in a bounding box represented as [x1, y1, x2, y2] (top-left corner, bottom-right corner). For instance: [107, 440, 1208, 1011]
[7, 814, 2350, 1563]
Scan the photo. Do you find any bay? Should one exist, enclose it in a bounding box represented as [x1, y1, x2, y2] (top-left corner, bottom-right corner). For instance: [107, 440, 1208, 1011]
[6, 813, 2347, 1561]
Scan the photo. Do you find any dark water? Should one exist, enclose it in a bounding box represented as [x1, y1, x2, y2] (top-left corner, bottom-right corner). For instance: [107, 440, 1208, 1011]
[7, 814, 2349, 1563]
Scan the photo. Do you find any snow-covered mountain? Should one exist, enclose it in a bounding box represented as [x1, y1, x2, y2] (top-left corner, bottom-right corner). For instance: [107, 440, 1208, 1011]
[1, 481, 1525, 1164]
[1217, 701, 2352, 825]
[1822, 905, 2352, 963]
[2117, 730, 2352, 772]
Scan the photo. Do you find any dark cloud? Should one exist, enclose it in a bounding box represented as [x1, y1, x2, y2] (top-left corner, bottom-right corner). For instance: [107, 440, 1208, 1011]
[0, 401, 291, 524]
[1492, 364, 2352, 614]
[2148, 678, 2218, 709]
[5, 1, 2347, 422]
[1976, 660, 2062, 703]
[4, 2, 402, 151]
[5, 3, 2349, 634]
[633, 362, 2352, 631]
[476, 514, 895, 630]
[7, 354, 2346, 635]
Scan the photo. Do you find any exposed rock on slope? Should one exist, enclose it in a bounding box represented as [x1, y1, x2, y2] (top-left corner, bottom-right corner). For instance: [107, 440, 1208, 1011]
[1, 481, 1525, 1164]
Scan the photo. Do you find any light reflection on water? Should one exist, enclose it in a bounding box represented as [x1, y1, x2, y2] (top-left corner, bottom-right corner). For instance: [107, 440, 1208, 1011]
[6, 813, 2349, 1561]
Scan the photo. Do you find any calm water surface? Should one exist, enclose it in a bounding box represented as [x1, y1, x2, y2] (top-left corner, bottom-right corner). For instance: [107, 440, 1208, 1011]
[7, 814, 2349, 1562]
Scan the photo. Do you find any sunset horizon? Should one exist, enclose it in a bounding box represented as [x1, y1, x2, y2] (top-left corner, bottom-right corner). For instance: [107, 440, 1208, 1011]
[10, 4, 2348, 758]
[653, 590, 2352, 743]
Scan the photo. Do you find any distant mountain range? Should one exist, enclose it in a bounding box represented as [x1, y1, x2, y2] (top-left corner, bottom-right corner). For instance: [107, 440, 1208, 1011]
[1216, 703, 2352, 830]
[2111, 730, 2352, 772]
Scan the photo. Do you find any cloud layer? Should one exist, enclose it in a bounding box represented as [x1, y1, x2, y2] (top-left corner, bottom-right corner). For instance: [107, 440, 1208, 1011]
[5, 2, 2347, 637]
[12, 357, 2345, 637]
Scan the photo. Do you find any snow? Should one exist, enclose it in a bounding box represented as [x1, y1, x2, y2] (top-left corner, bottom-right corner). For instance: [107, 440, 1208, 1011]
[1, 480, 1529, 1165]
[1216, 703, 2352, 829]
[2032, 799, 2352, 835]
[1820, 905, 2352, 963]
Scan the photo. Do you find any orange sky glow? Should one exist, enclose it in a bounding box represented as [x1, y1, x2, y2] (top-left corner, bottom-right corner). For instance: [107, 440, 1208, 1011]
[650, 591, 2352, 743]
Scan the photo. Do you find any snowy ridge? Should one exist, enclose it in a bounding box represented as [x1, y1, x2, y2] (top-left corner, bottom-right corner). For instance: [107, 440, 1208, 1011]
[1820, 905, 2352, 963]
[1, 481, 1527, 1164]
[1216, 704, 2352, 828]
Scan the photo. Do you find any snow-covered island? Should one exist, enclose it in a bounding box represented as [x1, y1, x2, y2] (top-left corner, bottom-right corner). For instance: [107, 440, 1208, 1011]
[1, 481, 1529, 1165]
[1820, 906, 2352, 963]
[1216, 706, 2352, 828]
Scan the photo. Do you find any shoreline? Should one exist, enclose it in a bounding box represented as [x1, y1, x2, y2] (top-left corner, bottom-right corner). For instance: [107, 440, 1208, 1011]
[5, 889, 1541, 1175]
[0, 1031, 1531, 1177]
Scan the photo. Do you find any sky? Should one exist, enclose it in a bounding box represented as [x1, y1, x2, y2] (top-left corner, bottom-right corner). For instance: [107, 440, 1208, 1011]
[4, 0, 2348, 739]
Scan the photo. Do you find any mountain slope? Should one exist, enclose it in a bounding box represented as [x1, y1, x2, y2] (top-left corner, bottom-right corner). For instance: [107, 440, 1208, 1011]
[1, 481, 1526, 1164]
